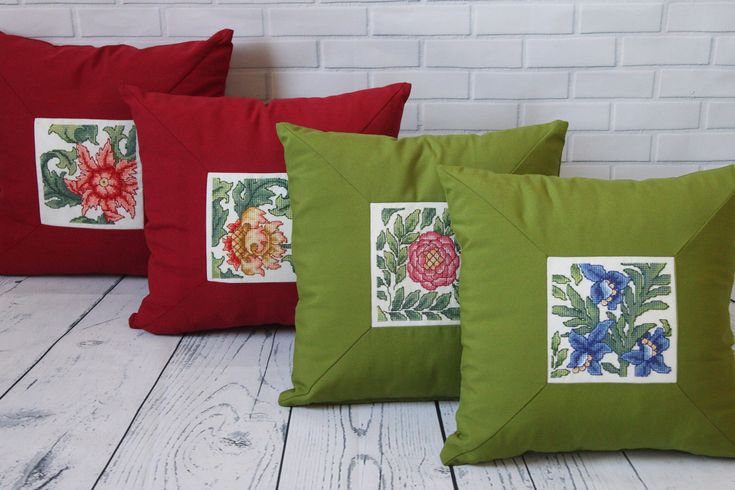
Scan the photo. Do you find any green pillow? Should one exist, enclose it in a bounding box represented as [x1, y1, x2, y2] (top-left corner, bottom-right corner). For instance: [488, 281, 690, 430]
[437, 164, 735, 464]
[277, 120, 568, 405]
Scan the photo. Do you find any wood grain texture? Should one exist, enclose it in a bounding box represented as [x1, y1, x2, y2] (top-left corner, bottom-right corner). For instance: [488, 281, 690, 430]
[0, 278, 180, 490]
[97, 327, 294, 490]
[0, 276, 121, 396]
[626, 450, 735, 489]
[0, 276, 25, 296]
[281, 400, 453, 490]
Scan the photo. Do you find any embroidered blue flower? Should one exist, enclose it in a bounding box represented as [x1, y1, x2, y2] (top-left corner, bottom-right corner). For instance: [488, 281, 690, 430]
[579, 264, 630, 310]
[621, 327, 672, 377]
[567, 320, 614, 375]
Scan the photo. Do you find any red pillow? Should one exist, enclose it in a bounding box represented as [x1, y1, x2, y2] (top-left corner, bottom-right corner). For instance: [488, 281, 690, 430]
[123, 83, 410, 334]
[0, 30, 233, 276]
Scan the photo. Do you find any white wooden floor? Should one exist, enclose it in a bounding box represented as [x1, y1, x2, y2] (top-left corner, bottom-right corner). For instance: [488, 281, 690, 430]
[0, 276, 734, 490]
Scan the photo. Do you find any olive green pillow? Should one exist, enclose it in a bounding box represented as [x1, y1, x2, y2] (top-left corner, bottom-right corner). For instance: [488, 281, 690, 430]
[276, 120, 568, 405]
[438, 164, 735, 464]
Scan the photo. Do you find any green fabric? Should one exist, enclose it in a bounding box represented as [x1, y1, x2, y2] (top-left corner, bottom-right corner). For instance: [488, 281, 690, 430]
[438, 164, 735, 464]
[277, 120, 568, 405]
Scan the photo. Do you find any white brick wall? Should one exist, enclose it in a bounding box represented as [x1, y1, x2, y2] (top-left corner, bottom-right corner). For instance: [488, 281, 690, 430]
[2, 1, 734, 179]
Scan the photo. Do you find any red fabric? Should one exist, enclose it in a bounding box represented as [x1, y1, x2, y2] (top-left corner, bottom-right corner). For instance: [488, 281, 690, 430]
[0, 30, 233, 276]
[123, 83, 411, 334]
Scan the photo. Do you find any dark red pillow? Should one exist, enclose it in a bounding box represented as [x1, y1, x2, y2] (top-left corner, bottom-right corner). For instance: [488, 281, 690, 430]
[123, 83, 410, 334]
[0, 30, 233, 276]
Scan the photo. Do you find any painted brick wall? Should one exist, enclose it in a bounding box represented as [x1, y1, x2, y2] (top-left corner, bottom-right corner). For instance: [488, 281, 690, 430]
[1, 1, 734, 179]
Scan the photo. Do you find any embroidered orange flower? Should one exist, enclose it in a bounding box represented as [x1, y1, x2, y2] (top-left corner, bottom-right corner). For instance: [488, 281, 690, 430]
[222, 207, 287, 276]
[64, 141, 138, 223]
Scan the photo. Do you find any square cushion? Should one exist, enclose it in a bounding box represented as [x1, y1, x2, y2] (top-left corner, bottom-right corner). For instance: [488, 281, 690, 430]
[438, 164, 735, 464]
[277, 120, 568, 405]
[0, 30, 233, 276]
[123, 83, 411, 334]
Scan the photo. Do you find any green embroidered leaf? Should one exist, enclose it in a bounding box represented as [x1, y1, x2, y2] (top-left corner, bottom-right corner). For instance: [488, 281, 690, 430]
[606, 311, 617, 321]
[377, 307, 388, 322]
[551, 286, 567, 301]
[376, 290, 388, 301]
[70, 215, 112, 225]
[648, 286, 671, 298]
[601, 362, 620, 375]
[376, 231, 386, 251]
[430, 293, 451, 311]
[630, 323, 657, 344]
[551, 331, 561, 352]
[376, 276, 385, 288]
[384, 251, 397, 273]
[391, 287, 405, 312]
[270, 194, 292, 219]
[385, 230, 400, 256]
[555, 348, 568, 368]
[404, 209, 420, 233]
[398, 246, 408, 266]
[442, 307, 460, 320]
[416, 291, 438, 310]
[232, 178, 288, 216]
[376, 255, 387, 270]
[566, 285, 584, 310]
[651, 274, 671, 286]
[103, 125, 137, 160]
[585, 296, 600, 325]
[550, 369, 569, 378]
[393, 214, 405, 239]
[433, 217, 445, 234]
[640, 300, 669, 314]
[661, 319, 672, 337]
[281, 255, 295, 272]
[563, 318, 587, 328]
[396, 265, 406, 284]
[420, 208, 436, 229]
[402, 290, 421, 309]
[40, 150, 82, 209]
[424, 311, 441, 320]
[552, 274, 571, 285]
[570, 263, 583, 285]
[211, 178, 233, 247]
[551, 305, 583, 318]
[381, 208, 404, 226]
[406, 310, 422, 321]
[48, 124, 98, 145]
[389, 311, 406, 321]
[210, 254, 240, 279]
[383, 270, 391, 287]
[401, 232, 420, 245]
[624, 267, 645, 303]
[441, 207, 452, 231]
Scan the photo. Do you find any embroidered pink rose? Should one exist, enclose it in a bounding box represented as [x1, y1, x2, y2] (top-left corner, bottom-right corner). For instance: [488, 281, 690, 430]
[222, 207, 287, 277]
[406, 231, 459, 291]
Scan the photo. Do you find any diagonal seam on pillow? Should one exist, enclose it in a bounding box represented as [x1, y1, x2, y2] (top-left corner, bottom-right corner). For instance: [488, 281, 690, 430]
[446, 385, 549, 464]
[166, 30, 233, 94]
[675, 189, 735, 257]
[121, 87, 208, 172]
[130, 279, 209, 330]
[279, 328, 373, 404]
[676, 384, 735, 449]
[358, 84, 411, 134]
[278, 124, 370, 203]
[0, 72, 32, 116]
[440, 167, 549, 257]
[509, 122, 566, 176]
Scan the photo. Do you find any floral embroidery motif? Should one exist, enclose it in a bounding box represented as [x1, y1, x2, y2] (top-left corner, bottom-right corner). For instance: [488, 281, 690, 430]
[548, 257, 677, 383]
[207, 172, 295, 283]
[34, 118, 142, 229]
[371, 203, 460, 327]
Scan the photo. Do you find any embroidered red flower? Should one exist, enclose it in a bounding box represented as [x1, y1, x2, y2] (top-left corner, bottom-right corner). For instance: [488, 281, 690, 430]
[64, 141, 138, 223]
[222, 207, 287, 276]
[406, 231, 460, 291]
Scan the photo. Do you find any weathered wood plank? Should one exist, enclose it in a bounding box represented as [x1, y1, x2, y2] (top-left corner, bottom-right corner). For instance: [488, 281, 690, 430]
[0, 276, 121, 396]
[280, 400, 452, 490]
[96, 327, 294, 490]
[0, 277, 180, 490]
[0, 276, 26, 296]
[438, 401, 535, 489]
[523, 452, 645, 490]
[626, 450, 735, 489]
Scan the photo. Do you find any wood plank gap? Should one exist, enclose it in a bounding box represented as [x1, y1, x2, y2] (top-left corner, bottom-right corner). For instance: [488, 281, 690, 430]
[434, 401, 459, 490]
[274, 407, 293, 490]
[621, 451, 650, 489]
[90, 335, 185, 490]
[0, 275, 124, 401]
